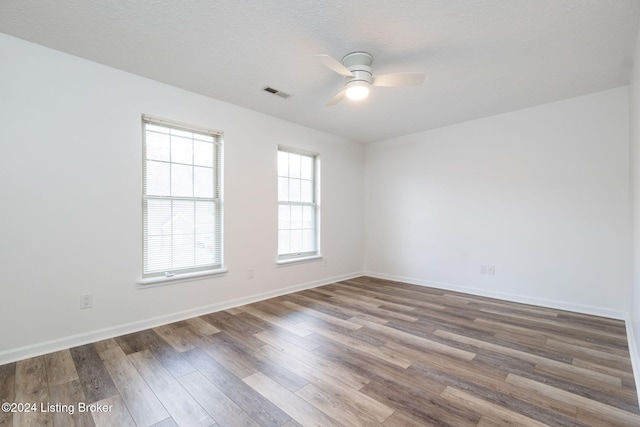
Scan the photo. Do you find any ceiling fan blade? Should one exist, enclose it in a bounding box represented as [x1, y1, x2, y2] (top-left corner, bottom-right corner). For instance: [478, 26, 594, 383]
[314, 54, 353, 77]
[326, 90, 346, 106]
[372, 72, 426, 87]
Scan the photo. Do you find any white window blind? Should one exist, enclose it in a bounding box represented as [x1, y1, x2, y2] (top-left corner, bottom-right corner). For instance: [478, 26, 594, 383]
[142, 115, 223, 278]
[278, 146, 319, 260]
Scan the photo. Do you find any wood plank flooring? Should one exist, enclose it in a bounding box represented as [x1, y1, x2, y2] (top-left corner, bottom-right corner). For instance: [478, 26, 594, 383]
[1, 276, 639, 426]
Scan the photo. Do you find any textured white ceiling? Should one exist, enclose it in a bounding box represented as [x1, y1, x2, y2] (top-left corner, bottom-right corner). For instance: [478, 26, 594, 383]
[1, 1, 639, 143]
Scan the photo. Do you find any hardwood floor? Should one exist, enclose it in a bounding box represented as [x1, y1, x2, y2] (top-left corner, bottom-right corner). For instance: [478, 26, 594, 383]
[1, 276, 639, 426]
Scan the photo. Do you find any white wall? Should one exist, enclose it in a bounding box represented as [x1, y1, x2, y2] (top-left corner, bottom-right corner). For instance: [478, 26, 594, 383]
[629, 25, 640, 391]
[0, 34, 364, 363]
[365, 87, 631, 317]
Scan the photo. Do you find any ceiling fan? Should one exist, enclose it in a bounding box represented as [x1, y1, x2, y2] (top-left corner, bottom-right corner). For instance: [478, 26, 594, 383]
[314, 51, 426, 105]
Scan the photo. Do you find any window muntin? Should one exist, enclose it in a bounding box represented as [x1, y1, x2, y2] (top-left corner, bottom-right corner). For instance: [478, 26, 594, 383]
[278, 147, 319, 259]
[143, 116, 222, 278]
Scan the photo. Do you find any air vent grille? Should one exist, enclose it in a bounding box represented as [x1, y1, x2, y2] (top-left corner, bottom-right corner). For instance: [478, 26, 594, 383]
[263, 86, 291, 99]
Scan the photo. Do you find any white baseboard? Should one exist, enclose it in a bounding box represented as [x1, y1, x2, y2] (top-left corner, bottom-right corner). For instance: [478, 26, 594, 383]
[364, 271, 628, 320]
[0, 271, 363, 365]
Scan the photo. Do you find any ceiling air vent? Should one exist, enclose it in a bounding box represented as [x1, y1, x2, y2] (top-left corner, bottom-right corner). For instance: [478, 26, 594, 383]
[263, 86, 291, 99]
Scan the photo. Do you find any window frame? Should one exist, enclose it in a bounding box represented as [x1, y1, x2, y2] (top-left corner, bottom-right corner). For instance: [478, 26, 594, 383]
[277, 145, 321, 263]
[139, 115, 224, 286]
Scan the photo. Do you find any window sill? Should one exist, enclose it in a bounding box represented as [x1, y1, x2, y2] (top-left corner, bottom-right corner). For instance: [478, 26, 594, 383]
[137, 267, 227, 289]
[276, 255, 323, 266]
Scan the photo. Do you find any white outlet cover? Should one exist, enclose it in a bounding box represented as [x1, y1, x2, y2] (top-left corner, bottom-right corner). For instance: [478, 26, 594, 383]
[80, 293, 93, 309]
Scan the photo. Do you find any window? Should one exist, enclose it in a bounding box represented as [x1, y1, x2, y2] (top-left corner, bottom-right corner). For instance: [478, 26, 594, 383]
[278, 146, 319, 261]
[142, 115, 223, 280]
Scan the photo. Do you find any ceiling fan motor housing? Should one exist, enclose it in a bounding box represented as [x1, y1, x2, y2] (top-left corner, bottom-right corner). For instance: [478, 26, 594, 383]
[342, 51, 373, 84]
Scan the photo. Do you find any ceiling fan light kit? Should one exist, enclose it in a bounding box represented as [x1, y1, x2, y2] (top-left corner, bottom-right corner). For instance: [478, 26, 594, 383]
[314, 51, 426, 105]
[345, 80, 370, 100]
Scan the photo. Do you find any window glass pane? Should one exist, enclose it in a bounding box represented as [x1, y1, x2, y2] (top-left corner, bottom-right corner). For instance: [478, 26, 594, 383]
[146, 161, 170, 196]
[278, 151, 289, 177]
[146, 131, 170, 161]
[146, 235, 172, 272]
[146, 199, 172, 236]
[171, 135, 193, 164]
[146, 124, 170, 134]
[289, 153, 301, 178]
[194, 166, 213, 198]
[291, 205, 302, 229]
[278, 177, 289, 201]
[194, 133, 214, 142]
[195, 201, 215, 230]
[195, 233, 215, 264]
[302, 205, 313, 229]
[172, 200, 195, 233]
[279, 205, 290, 229]
[194, 140, 213, 167]
[289, 178, 301, 202]
[194, 201, 216, 263]
[210, 209, 220, 260]
[171, 164, 193, 197]
[300, 155, 312, 180]
[171, 128, 193, 139]
[171, 199, 195, 270]
[172, 234, 195, 269]
[290, 230, 302, 253]
[302, 230, 315, 252]
[301, 179, 312, 203]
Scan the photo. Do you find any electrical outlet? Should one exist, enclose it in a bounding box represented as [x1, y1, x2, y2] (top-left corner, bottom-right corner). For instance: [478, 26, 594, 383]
[248, 268, 254, 279]
[480, 265, 495, 275]
[80, 293, 93, 309]
[323, 257, 328, 267]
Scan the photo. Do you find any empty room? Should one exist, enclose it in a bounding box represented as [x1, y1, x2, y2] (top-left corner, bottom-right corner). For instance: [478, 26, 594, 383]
[2, 1, 640, 426]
